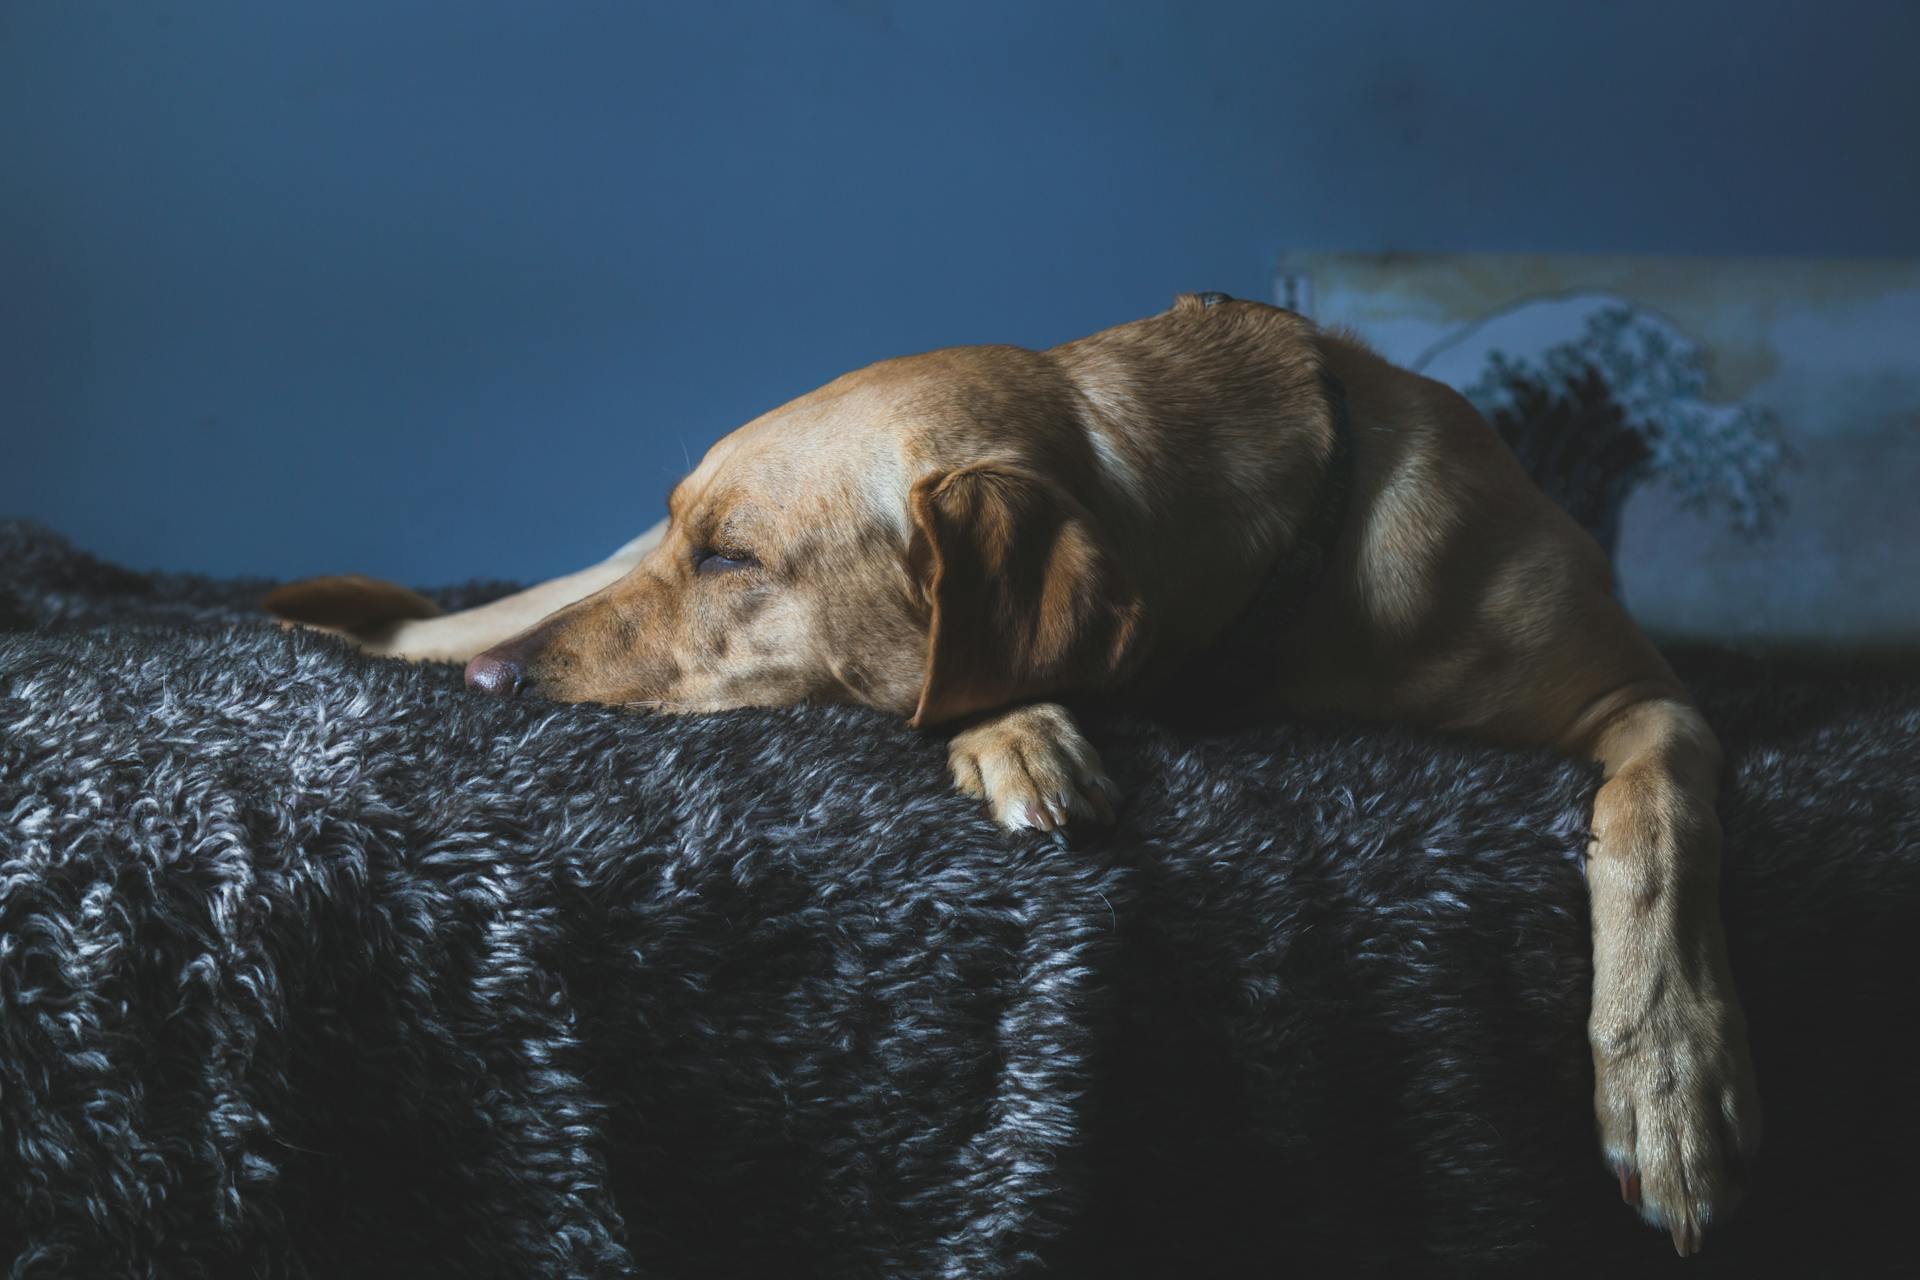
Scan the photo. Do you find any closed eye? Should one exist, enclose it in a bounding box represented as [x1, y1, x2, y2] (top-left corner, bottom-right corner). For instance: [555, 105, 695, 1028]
[694, 548, 758, 576]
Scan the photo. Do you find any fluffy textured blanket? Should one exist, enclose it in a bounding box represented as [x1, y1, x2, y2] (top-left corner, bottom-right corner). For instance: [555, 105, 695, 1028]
[2, 520, 1917, 1278]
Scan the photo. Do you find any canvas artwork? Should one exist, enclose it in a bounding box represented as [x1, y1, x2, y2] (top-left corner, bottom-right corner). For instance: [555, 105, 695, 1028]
[1275, 254, 1920, 648]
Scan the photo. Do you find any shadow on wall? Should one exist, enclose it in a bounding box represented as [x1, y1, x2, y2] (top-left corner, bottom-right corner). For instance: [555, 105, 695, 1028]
[5, 4, 1920, 582]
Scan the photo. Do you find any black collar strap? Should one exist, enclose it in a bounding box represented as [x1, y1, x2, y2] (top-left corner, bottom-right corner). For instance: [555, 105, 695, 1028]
[1155, 368, 1356, 716]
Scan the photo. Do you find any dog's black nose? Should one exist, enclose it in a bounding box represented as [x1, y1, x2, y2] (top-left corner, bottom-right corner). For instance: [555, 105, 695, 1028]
[464, 651, 524, 696]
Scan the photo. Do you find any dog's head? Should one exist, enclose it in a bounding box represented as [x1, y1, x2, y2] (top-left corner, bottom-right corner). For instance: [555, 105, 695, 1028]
[467, 346, 1151, 726]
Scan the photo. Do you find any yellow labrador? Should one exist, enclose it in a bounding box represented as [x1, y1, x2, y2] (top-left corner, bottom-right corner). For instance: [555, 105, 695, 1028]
[268, 294, 1760, 1253]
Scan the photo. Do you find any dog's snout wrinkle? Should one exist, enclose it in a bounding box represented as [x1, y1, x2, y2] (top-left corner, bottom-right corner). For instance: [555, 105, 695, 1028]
[465, 651, 525, 696]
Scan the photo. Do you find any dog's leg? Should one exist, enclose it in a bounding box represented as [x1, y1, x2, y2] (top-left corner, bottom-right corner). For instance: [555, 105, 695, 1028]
[266, 521, 667, 664]
[1571, 693, 1762, 1256]
[947, 702, 1118, 831]
[367, 554, 643, 663]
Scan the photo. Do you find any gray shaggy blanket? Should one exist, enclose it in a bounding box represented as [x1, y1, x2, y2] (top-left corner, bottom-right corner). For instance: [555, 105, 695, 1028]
[2, 519, 1917, 1278]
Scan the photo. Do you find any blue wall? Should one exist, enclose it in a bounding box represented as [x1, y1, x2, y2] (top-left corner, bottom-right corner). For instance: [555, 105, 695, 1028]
[5, 0, 1918, 584]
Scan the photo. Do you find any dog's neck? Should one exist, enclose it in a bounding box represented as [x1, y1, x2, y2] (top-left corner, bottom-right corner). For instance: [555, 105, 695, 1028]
[1175, 370, 1359, 694]
[1159, 370, 1357, 715]
[1051, 296, 1355, 675]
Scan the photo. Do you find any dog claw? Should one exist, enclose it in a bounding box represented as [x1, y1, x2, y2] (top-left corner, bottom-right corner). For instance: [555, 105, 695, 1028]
[953, 703, 1119, 835]
[1609, 1165, 1705, 1255]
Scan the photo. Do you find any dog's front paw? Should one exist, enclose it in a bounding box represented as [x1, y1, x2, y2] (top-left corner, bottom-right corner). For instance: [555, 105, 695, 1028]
[1591, 963, 1762, 1256]
[947, 702, 1118, 831]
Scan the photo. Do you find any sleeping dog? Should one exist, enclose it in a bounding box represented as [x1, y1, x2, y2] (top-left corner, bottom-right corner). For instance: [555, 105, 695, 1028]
[268, 293, 1760, 1254]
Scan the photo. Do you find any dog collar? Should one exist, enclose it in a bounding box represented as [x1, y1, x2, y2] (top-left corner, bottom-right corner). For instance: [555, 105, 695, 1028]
[1157, 369, 1356, 716]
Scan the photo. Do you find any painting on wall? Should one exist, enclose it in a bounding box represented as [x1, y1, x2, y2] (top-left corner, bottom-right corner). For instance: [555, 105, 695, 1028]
[1274, 253, 1920, 649]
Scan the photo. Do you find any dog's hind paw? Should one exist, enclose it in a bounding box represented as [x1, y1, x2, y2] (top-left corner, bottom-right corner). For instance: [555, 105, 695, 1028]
[1592, 965, 1762, 1256]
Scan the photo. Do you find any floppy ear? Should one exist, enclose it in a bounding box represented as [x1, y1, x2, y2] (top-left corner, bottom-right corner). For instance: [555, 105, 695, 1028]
[906, 463, 1149, 727]
[261, 574, 443, 636]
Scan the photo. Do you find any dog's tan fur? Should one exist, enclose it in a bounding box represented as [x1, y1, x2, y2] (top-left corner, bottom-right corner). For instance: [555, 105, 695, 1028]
[269, 295, 1760, 1252]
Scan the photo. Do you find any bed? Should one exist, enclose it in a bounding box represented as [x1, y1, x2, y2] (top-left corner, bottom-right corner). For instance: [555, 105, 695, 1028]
[3, 512, 1917, 1276]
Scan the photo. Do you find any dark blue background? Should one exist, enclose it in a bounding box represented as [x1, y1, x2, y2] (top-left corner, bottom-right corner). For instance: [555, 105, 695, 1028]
[6, 1, 1918, 583]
